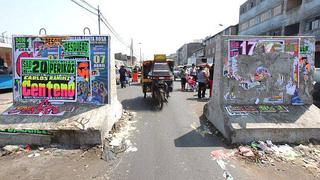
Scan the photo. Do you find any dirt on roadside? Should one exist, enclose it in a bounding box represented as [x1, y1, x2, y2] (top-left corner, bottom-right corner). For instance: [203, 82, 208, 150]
[0, 146, 111, 180]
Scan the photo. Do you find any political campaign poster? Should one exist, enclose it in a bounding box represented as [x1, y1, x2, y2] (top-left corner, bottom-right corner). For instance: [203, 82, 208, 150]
[21, 58, 76, 101]
[12, 35, 110, 105]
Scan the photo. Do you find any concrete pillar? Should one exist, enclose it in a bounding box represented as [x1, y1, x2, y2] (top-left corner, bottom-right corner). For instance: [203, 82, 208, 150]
[281, 0, 288, 35]
[299, 20, 305, 35]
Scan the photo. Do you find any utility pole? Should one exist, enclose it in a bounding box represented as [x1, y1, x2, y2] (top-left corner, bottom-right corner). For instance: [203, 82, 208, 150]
[130, 38, 133, 66]
[139, 42, 142, 63]
[97, 5, 101, 35]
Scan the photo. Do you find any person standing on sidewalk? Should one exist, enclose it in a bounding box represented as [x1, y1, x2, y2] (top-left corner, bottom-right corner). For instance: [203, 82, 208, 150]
[197, 66, 208, 99]
[189, 63, 197, 81]
[209, 65, 214, 97]
[119, 65, 127, 88]
[180, 66, 188, 91]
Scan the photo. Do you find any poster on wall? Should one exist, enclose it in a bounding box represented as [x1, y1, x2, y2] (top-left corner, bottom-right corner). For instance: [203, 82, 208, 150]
[12, 35, 110, 105]
[226, 39, 284, 79]
[21, 58, 76, 101]
[69, 36, 109, 104]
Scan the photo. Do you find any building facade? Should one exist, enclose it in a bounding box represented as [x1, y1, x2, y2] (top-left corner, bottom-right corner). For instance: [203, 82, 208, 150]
[114, 52, 137, 66]
[167, 53, 178, 64]
[239, 0, 320, 67]
[204, 25, 238, 65]
[176, 43, 202, 65]
[188, 47, 205, 65]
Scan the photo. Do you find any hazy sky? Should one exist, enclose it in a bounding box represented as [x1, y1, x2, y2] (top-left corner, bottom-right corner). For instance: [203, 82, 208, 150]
[0, 0, 246, 59]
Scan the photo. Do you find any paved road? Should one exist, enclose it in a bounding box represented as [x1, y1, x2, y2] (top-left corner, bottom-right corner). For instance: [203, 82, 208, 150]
[111, 82, 252, 180]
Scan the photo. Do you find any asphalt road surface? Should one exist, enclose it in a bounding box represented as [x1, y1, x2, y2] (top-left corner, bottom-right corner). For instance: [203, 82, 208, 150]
[111, 82, 255, 180]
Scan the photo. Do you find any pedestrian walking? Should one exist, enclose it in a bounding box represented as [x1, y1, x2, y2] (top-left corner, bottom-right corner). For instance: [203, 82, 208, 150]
[209, 64, 214, 97]
[197, 66, 208, 99]
[119, 65, 127, 88]
[189, 63, 197, 81]
[180, 66, 188, 91]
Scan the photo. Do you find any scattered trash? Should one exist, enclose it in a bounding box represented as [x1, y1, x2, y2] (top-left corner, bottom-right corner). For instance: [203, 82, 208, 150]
[3, 145, 20, 153]
[190, 122, 212, 137]
[80, 151, 88, 157]
[103, 109, 138, 161]
[25, 144, 31, 152]
[216, 159, 226, 170]
[28, 152, 40, 158]
[272, 144, 299, 161]
[223, 171, 234, 180]
[109, 138, 122, 147]
[0, 149, 8, 157]
[38, 147, 45, 151]
[126, 146, 138, 153]
[231, 140, 320, 173]
[211, 149, 234, 160]
[238, 146, 254, 157]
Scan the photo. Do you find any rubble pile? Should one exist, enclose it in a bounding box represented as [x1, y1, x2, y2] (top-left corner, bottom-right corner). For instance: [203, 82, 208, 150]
[102, 110, 137, 161]
[235, 140, 320, 173]
[0, 144, 98, 158]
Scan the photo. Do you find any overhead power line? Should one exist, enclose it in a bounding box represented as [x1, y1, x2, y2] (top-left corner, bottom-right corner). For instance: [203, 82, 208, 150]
[80, 0, 97, 11]
[100, 14, 130, 48]
[70, 0, 134, 54]
[70, 0, 97, 16]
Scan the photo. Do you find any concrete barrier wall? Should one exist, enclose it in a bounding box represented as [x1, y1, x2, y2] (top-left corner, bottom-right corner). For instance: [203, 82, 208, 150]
[205, 35, 316, 140]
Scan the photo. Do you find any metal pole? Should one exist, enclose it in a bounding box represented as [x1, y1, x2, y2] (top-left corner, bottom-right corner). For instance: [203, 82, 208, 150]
[139, 46, 142, 62]
[130, 38, 133, 66]
[98, 5, 101, 35]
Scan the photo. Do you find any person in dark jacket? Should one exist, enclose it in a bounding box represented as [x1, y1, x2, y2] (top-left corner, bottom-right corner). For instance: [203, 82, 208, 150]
[119, 65, 127, 88]
[209, 65, 214, 97]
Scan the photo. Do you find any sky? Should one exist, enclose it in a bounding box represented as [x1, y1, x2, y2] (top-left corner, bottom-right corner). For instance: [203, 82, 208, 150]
[0, 0, 246, 59]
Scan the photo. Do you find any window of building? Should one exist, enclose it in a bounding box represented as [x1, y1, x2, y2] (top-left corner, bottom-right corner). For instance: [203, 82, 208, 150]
[260, 10, 272, 22]
[212, 48, 215, 54]
[312, 20, 320, 30]
[287, 0, 302, 12]
[255, 16, 260, 25]
[273, 4, 282, 16]
[250, 0, 256, 8]
[241, 22, 249, 31]
[241, 7, 245, 14]
[284, 23, 300, 36]
[249, 18, 255, 27]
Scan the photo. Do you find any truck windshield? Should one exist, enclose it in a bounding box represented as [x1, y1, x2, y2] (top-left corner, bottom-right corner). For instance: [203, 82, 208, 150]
[153, 63, 170, 72]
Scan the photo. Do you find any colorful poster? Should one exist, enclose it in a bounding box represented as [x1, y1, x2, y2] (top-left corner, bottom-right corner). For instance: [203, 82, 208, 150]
[12, 35, 110, 105]
[77, 60, 91, 103]
[21, 58, 76, 101]
[62, 40, 90, 59]
[69, 36, 109, 104]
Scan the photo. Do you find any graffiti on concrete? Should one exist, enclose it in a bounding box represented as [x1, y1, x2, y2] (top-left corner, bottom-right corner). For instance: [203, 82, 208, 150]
[2, 99, 64, 116]
[225, 105, 289, 116]
[0, 128, 49, 135]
